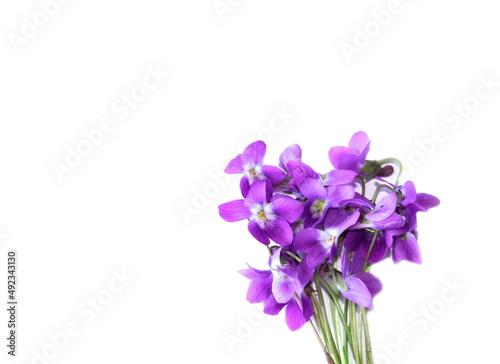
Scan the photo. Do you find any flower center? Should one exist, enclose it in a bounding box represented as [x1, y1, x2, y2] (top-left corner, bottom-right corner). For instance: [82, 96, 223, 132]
[257, 210, 267, 221]
[311, 199, 327, 217]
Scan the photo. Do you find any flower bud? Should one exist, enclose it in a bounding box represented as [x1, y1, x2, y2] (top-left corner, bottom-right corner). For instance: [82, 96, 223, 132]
[377, 165, 394, 177]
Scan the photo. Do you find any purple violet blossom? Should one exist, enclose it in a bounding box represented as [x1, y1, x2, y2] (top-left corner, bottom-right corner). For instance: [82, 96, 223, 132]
[337, 250, 382, 309]
[294, 208, 360, 268]
[224, 140, 286, 197]
[350, 192, 405, 231]
[218, 180, 303, 245]
[298, 178, 355, 228]
[279, 144, 302, 172]
[329, 131, 370, 173]
[239, 248, 314, 330]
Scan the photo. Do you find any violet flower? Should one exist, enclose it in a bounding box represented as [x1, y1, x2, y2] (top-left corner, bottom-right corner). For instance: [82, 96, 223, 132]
[294, 208, 360, 268]
[224, 140, 286, 197]
[239, 248, 314, 331]
[328, 131, 370, 173]
[337, 250, 382, 309]
[279, 144, 302, 172]
[218, 180, 303, 245]
[298, 178, 355, 228]
[350, 192, 405, 231]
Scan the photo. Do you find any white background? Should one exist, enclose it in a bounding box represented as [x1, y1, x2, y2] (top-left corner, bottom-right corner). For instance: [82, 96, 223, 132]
[0, 1, 498, 363]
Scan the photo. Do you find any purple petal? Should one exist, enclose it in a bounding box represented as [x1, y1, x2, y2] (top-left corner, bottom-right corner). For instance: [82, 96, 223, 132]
[326, 185, 355, 207]
[360, 233, 388, 264]
[370, 213, 405, 230]
[224, 155, 243, 174]
[285, 299, 308, 331]
[338, 154, 364, 172]
[323, 208, 360, 235]
[287, 161, 318, 183]
[406, 204, 418, 231]
[384, 231, 394, 248]
[393, 232, 422, 264]
[238, 265, 271, 279]
[323, 169, 357, 186]
[218, 200, 250, 222]
[340, 277, 373, 309]
[293, 228, 321, 253]
[305, 244, 330, 268]
[300, 293, 314, 322]
[263, 294, 285, 315]
[246, 276, 272, 303]
[262, 165, 286, 185]
[271, 196, 304, 223]
[350, 250, 365, 275]
[279, 144, 302, 171]
[369, 192, 398, 221]
[298, 178, 327, 200]
[239, 175, 250, 197]
[414, 193, 440, 212]
[244, 180, 269, 207]
[340, 193, 374, 210]
[241, 140, 266, 165]
[352, 272, 382, 297]
[272, 273, 302, 304]
[296, 260, 315, 286]
[341, 250, 350, 277]
[328, 146, 354, 169]
[400, 181, 417, 206]
[348, 131, 370, 159]
[262, 216, 294, 245]
[343, 230, 366, 251]
[248, 220, 270, 245]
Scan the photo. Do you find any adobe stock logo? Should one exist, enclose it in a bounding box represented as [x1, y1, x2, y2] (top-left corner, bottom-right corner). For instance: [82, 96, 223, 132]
[7, 0, 71, 54]
[222, 309, 266, 354]
[375, 278, 466, 364]
[213, 0, 244, 21]
[51, 64, 168, 182]
[399, 73, 499, 179]
[30, 268, 134, 364]
[339, 0, 413, 63]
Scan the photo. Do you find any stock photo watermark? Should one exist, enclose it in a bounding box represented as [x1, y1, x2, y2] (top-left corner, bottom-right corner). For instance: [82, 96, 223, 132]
[178, 106, 296, 224]
[399, 73, 499, 180]
[51, 64, 169, 182]
[374, 278, 466, 364]
[7, 0, 72, 54]
[222, 308, 266, 354]
[30, 267, 134, 364]
[339, 0, 415, 63]
[212, 0, 244, 21]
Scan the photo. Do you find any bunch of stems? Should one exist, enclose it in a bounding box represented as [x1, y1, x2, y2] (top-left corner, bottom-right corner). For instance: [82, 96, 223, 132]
[307, 272, 373, 364]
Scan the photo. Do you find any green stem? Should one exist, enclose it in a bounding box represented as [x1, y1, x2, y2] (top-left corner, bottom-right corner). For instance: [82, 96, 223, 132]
[315, 274, 342, 363]
[356, 176, 366, 197]
[282, 248, 302, 263]
[348, 302, 362, 363]
[370, 184, 395, 204]
[361, 308, 373, 364]
[316, 274, 354, 352]
[363, 230, 379, 272]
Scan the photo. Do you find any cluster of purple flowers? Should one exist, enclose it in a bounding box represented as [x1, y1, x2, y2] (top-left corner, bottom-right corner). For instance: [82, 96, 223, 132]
[219, 132, 439, 331]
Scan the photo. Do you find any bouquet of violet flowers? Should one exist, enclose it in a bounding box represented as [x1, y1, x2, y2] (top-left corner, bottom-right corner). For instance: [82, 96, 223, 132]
[219, 131, 439, 364]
